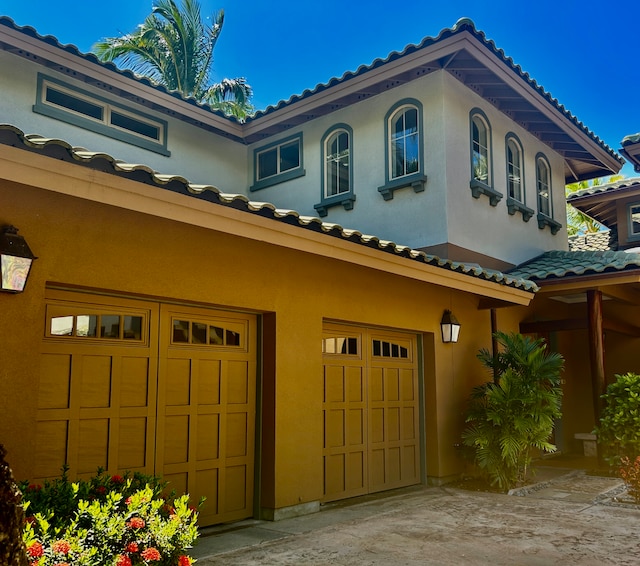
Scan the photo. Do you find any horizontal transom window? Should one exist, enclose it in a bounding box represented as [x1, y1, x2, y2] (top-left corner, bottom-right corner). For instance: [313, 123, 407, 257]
[34, 74, 170, 155]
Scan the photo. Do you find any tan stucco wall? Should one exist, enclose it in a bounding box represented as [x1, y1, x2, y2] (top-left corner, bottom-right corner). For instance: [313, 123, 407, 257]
[0, 172, 520, 513]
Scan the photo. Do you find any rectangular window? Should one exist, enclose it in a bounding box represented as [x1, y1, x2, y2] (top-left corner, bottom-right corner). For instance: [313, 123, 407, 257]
[34, 74, 170, 155]
[250, 133, 305, 191]
[257, 138, 300, 180]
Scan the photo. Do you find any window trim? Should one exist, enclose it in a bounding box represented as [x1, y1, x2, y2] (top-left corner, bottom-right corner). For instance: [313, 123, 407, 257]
[250, 132, 305, 191]
[535, 153, 562, 234]
[378, 99, 427, 200]
[627, 203, 640, 241]
[469, 108, 501, 206]
[314, 124, 356, 217]
[33, 74, 170, 156]
[505, 133, 533, 221]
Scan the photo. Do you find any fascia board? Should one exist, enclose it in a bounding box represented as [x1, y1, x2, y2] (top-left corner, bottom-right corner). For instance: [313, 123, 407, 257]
[0, 25, 245, 140]
[0, 144, 533, 306]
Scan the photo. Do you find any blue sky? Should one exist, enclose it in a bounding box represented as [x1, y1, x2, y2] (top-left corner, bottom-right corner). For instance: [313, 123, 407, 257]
[1, 0, 639, 176]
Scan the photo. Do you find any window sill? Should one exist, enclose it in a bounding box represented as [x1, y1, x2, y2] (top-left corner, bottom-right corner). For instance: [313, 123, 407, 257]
[470, 179, 503, 206]
[507, 197, 535, 222]
[250, 168, 306, 192]
[537, 213, 562, 235]
[377, 174, 427, 201]
[314, 194, 356, 217]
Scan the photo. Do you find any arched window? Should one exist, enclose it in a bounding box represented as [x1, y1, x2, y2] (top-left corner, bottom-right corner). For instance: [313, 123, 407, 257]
[389, 105, 419, 180]
[314, 124, 356, 217]
[536, 155, 551, 217]
[471, 112, 491, 185]
[325, 128, 350, 197]
[506, 136, 523, 202]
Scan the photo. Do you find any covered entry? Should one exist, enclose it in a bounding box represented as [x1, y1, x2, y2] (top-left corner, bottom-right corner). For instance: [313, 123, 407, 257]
[37, 289, 257, 526]
[322, 322, 421, 502]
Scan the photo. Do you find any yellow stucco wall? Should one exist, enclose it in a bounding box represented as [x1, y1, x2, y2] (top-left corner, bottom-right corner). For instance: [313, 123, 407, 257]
[0, 176, 519, 514]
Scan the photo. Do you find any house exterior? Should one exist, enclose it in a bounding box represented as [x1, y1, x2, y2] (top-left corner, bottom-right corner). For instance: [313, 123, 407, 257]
[0, 16, 632, 526]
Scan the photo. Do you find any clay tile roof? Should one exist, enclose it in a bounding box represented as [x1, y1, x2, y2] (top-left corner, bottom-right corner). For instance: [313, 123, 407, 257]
[568, 230, 618, 252]
[0, 123, 537, 293]
[506, 249, 640, 281]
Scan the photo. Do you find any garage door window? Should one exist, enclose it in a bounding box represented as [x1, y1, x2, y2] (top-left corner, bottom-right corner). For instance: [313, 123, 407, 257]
[372, 338, 409, 359]
[322, 335, 359, 355]
[48, 311, 144, 341]
[171, 318, 243, 347]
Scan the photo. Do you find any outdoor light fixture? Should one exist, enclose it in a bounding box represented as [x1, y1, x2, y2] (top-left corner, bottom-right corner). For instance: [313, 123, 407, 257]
[0, 225, 36, 293]
[440, 309, 460, 343]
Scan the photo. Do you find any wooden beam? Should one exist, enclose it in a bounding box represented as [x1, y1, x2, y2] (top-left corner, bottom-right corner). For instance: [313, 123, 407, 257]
[603, 318, 640, 337]
[587, 290, 606, 423]
[519, 318, 586, 334]
[601, 285, 640, 306]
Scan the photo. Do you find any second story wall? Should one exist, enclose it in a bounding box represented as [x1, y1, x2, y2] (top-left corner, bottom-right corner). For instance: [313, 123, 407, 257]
[441, 72, 568, 267]
[0, 50, 248, 191]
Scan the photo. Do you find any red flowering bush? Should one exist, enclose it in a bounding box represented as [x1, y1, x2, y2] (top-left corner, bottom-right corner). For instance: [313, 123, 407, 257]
[21, 468, 199, 565]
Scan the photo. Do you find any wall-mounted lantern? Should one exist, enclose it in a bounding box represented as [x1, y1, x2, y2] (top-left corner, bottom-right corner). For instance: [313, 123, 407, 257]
[440, 309, 460, 343]
[0, 225, 36, 293]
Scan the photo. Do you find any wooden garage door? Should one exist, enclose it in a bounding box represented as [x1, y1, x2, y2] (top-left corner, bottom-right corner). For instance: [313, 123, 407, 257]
[37, 290, 256, 527]
[157, 304, 256, 526]
[322, 323, 420, 502]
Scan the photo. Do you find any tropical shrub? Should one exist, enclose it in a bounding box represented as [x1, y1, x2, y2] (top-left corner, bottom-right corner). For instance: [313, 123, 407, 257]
[619, 456, 640, 503]
[594, 372, 640, 466]
[462, 332, 564, 490]
[20, 468, 199, 565]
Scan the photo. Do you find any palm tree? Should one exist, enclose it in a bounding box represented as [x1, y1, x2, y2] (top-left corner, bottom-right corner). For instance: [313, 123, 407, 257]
[93, 0, 253, 119]
[565, 175, 624, 236]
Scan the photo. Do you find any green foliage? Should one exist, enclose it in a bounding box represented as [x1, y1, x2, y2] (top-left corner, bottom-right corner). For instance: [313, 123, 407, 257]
[20, 468, 198, 565]
[565, 175, 623, 236]
[594, 372, 640, 466]
[462, 332, 564, 490]
[619, 456, 640, 503]
[93, 0, 253, 119]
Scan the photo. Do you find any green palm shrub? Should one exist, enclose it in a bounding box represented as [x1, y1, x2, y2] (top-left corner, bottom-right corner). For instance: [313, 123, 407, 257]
[594, 372, 640, 466]
[462, 332, 564, 490]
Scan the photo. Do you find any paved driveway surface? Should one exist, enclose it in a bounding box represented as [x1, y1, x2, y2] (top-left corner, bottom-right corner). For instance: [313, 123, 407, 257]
[192, 471, 639, 565]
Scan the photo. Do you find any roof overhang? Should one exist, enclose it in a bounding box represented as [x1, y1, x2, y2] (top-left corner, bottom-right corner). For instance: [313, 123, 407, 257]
[0, 139, 534, 307]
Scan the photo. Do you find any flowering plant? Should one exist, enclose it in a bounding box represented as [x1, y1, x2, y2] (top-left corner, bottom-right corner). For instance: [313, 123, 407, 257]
[21, 469, 199, 565]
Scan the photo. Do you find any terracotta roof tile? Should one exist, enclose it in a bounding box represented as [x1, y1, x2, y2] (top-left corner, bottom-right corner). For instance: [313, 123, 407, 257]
[568, 230, 618, 252]
[507, 250, 640, 281]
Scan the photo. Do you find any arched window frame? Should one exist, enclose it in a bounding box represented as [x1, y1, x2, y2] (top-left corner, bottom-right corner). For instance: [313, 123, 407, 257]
[314, 124, 356, 217]
[505, 133, 533, 221]
[377, 99, 427, 201]
[535, 153, 562, 234]
[469, 108, 502, 206]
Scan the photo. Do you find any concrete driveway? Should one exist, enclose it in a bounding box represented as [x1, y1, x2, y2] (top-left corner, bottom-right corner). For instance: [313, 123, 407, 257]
[192, 469, 639, 565]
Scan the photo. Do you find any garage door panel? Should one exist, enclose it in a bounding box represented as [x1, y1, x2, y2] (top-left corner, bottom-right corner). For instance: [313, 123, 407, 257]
[34, 420, 68, 479]
[39, 354, 72, 409]
[226, 360, 249, 404]
[77, 418, 109, 474]
[79, 356, 112, 408]
[197, 414, 220, 460]
[323, 323, 420, 502]
[159, 305, 256, 526]
[198, 360, 221, 404]
[348, 408, 365, 445]
[325, 408, 345, 448]
[347, 366, 364, 402]
[166, 358, 191, 406]
[118, 417, 148, 469]
[164, 415, 190, 464]
[120, 357, 151, 407]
